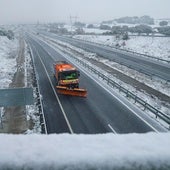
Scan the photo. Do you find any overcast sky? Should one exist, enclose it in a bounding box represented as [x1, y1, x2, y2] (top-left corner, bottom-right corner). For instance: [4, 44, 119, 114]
[0, 0, 170, 24]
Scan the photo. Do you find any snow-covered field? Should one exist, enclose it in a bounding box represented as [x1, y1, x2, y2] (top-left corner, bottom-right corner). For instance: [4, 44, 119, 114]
[0, 132, 170, 170]
[73, 35, 170, 62]
[0, 36, 18, 88]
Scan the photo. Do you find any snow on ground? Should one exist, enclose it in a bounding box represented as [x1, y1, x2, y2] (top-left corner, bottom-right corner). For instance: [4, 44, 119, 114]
[0, 31, 170, 169]
[64, 24, 109, 34]
[123, 36, 170, 61]
[0, 35, 40, 134]
[83, 28, 109, 34]
[100, 58, 170, 97]
[0, 132, 170, 170]
[73, 35, 170, 61]
[41, 35, 170, 124]
[0, 35, 18, 130]
[24, 43, 41, 134]
[71, 34, 170, 115]
[0, 36, 18, 88]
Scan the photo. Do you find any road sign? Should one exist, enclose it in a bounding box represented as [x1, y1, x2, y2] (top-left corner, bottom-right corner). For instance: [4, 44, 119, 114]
[0, 88, 33, 107]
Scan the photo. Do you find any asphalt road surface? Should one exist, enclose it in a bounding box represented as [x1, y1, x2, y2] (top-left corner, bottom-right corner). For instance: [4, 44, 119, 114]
[26, 34, 166, 134]
[42, 33, 170, 82]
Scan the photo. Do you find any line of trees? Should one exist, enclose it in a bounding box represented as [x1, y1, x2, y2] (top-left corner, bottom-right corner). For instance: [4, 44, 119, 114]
[159, 21, 168, 26]
[47, 19, 170, 36]
[101, 24, 170, 36]
[115, 16, 154, 25]
[102, 16, 154, 25]
[157, 26, 170, 36]
[101, 24, 152, 35]
[0, 29, 14, 40]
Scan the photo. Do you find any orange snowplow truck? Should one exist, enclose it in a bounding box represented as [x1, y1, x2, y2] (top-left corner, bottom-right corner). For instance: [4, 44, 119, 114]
[53, 61, 87, 97]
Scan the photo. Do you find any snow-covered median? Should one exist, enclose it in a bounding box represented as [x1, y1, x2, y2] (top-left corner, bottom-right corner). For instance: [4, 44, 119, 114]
[0, 132, 170, 170]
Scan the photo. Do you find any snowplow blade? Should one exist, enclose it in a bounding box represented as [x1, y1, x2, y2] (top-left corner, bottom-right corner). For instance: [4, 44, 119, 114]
[56, 86, 87, 97]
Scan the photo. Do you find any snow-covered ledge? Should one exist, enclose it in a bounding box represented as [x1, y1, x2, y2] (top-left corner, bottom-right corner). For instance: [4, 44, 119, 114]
[0, 132, 170, 170]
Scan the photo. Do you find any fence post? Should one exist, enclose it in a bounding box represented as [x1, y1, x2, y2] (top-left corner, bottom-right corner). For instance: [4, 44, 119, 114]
[134, 96, 137, 103]
[0, 107, 3, 129]
[143, 103, 147, 111]
[126, 91, 129, 97]
[107, 78, 110, 85]
[155, 110, 159, 119]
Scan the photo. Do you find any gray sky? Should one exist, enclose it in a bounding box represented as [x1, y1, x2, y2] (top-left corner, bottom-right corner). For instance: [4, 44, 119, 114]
[0, 0, 170, 24]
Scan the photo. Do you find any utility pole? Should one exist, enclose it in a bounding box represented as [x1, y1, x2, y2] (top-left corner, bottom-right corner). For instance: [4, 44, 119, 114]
[70, 15, 78, 33]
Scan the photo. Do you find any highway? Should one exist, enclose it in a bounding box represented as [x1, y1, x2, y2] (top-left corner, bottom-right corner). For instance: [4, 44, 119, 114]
[41, 33, 170, 82]
[26, 34, 166, 134]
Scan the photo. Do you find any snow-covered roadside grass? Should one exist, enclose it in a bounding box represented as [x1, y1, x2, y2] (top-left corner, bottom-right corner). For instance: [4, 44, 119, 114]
[40, 35, 170, 128]
[73, 35, 170, 62]
[25, 44, 41, 134]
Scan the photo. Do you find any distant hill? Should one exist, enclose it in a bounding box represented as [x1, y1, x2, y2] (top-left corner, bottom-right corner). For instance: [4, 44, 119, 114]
[102, 16, 154, 25]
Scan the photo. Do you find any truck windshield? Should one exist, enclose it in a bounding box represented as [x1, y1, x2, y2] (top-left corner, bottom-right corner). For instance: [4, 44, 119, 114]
[61, 71, 78, 80]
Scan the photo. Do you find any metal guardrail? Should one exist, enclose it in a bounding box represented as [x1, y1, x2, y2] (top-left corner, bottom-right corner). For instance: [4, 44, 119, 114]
[39, 34, 170, 128]
[72, 56, 170, 127]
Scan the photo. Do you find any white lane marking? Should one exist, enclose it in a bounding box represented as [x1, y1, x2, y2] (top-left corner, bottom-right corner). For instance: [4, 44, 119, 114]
[54, 47, 159, 133]
[33, 45, 74, 134]
[108, 124, 117, 134]
[33, 35, 159, 133]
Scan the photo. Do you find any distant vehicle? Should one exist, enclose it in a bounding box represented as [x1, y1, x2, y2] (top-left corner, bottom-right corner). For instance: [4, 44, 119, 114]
[53, 61, 87, 97]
